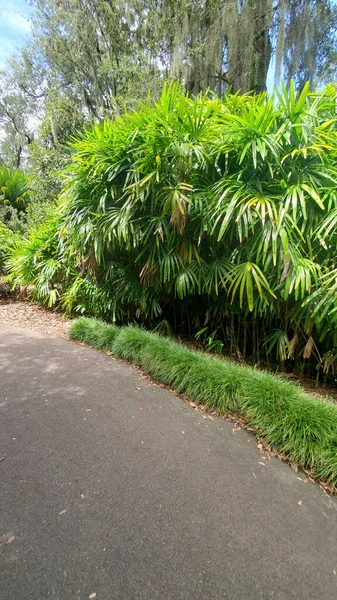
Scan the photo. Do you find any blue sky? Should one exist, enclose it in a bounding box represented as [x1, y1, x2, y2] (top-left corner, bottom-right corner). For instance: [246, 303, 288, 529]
[0, 0, 32, 67]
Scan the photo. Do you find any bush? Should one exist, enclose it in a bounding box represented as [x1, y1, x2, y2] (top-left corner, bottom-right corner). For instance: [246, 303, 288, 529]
[8, 82, 337, 380]
[69, 317, 337, 489]
[0, 222, 20, 271]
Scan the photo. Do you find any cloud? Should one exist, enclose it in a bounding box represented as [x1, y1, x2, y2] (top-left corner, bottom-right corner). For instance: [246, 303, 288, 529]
[0, 0, 32, 67]
[1, 12, 31, 36]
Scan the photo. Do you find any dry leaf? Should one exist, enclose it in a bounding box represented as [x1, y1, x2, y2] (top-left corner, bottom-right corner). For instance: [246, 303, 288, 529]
[257, 443, 263, 449]
[258, 462, 265, 466]
[290, 463, 298, 473]
[298, 500, 303, 506]
[59, 509, 67, 515]
[252, 473, 257, 479]
[89, 594, 97, 599]
[333, 570, 336, 576]
[5, 535, 15, 545]
[303, 336, 314, 359]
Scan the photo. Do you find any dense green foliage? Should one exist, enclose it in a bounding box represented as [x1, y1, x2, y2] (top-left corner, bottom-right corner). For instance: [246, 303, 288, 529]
[0, 166, 30, 232]
[69, 317, 337, 489]
[7, 83, 337, 380]
[0, 222, 20, 270]
[0, 166, 29, 212]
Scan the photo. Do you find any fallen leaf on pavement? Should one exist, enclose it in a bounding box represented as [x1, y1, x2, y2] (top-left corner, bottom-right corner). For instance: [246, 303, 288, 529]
[298, 500, 303, 506]
[5, 535, 15, 545]
[89, 594, 97, 599]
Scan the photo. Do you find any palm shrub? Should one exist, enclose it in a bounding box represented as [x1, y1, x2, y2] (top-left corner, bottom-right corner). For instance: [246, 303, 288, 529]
[0, 167, 30, 210]
[0, 167, 30, 233]
[7, 82, 337, 381]
[0, 222, 20, 270]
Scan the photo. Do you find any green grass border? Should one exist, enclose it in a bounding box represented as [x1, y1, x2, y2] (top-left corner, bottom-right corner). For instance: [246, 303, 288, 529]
[69, 317, 337, 490]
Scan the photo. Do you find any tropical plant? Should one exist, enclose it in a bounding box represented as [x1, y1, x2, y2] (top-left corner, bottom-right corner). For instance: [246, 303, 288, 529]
[0, 222, 20, 270]
[7, 82, 337, 382]
[0, 167, 30, 212]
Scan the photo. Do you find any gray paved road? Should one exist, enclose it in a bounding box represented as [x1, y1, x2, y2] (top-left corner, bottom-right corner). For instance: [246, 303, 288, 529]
[1, 323, 337, 600]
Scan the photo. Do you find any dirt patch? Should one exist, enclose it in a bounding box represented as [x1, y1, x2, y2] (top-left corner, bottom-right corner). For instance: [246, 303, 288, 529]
[0, 299, 71, 338]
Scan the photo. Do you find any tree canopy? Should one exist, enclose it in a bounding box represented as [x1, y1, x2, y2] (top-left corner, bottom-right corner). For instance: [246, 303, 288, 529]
[1, 0, 336, 167]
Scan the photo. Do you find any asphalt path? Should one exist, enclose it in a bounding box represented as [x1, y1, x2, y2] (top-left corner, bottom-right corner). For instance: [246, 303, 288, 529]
[1, 323, 337, 600]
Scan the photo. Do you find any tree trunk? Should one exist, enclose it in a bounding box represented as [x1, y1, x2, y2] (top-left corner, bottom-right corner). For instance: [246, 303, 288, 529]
[250, 0, 272, 92]
[232, 0, 272, 93]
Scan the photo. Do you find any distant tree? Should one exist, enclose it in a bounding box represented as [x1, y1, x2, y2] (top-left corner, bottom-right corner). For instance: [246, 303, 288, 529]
[0, 50, 45, 167]
[29, 0, 164, 118]
[166, 0, 337, 94]
[25, 92, 86, 228]
[281, 0, 337, 88]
